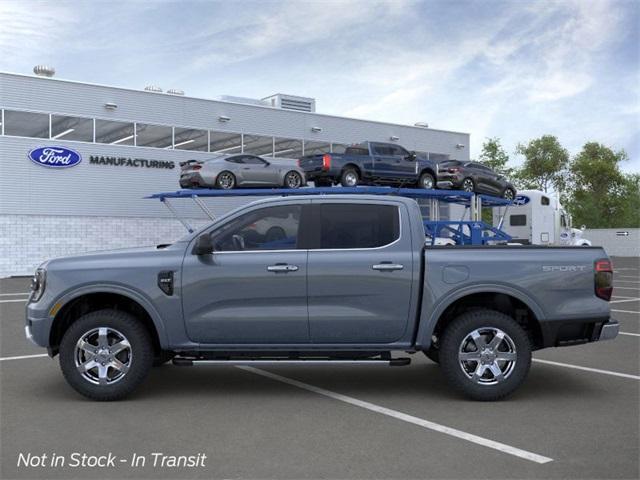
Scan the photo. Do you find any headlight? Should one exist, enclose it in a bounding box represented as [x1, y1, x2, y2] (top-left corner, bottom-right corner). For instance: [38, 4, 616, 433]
[30, 268, 46, 302]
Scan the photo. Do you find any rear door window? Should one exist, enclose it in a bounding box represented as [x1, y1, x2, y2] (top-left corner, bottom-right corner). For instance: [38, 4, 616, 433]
[318, 204, 399, 249]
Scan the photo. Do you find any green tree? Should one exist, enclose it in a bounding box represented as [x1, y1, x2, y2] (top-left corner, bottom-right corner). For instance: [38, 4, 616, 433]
[565, 142, 639, 228]
[479, 137, 513, 176]
[515, 135, 569, 193]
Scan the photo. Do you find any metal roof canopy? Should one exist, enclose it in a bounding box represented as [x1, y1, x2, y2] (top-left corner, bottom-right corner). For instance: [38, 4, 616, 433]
[146, 186, 512, 235]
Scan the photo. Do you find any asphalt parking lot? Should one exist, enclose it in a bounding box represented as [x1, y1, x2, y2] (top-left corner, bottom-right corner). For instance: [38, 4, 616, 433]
[1, 257, 638, 480]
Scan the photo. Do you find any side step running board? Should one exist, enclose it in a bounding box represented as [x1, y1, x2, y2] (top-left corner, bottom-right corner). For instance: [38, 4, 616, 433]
[173, 357, 411, 367]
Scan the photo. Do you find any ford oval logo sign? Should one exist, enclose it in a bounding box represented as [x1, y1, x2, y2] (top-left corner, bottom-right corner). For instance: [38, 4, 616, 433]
[28, 146, 82, 168]
[513, 195, 530, 206]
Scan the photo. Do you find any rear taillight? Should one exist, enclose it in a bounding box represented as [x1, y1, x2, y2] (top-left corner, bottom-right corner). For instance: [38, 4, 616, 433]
[595, 258, 613, 301]
[322, 154, 332, 171]
[448, 167, 460, 173]
[297, 159, 301, 167]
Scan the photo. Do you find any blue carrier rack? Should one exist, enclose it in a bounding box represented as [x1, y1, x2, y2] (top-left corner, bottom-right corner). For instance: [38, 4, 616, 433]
[146, 186, 513, 245]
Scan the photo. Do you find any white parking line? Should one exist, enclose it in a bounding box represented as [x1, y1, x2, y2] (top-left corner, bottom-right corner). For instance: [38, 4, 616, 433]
[612, 309, 640, 314]
[610, 298, 640, 304]
[620, 332, 640, 337]
[0, 299, 28, 304]
[532, 359, 640, 380]
[618, 275, 640, 280]
[0, 292, 30, 296]
[616, 280, 640, 285]
[239, 366, 553, 464]
[0, 354, 48, 362]
[614, 287, 640, 291]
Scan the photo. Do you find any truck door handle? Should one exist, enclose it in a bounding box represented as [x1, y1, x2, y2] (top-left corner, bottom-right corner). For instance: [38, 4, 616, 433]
[372, 263, 404, 271]
[267, 264, 299, 273]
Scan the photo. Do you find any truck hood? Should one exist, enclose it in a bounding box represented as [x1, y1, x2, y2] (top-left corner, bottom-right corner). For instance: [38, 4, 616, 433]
[43, 242, 189, 271]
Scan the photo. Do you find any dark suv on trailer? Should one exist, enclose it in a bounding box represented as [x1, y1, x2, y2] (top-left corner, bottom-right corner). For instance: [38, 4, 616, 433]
[437, 160, 516, 200]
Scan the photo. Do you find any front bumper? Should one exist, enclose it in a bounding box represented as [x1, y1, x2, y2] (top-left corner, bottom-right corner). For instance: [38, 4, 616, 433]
[25, 300, 54, 349]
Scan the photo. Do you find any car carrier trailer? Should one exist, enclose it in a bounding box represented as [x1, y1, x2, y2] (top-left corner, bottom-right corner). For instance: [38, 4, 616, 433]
[146, 186, 514, 246]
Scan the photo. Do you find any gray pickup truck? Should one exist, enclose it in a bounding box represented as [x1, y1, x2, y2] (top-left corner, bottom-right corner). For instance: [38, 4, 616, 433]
[25, 195, 618, 401]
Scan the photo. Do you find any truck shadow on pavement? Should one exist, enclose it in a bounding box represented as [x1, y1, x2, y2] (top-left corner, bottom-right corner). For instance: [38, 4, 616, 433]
[30, 361, 604, 403]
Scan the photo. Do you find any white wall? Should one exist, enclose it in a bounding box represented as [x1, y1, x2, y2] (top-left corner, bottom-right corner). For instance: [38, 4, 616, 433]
[584, 228, 640, 257]
[0, 214, 209, 278]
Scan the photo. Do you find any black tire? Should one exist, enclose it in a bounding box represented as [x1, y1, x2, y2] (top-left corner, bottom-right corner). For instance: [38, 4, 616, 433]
[340, 168, 359, 187]
[153, 351, 175, 367]
[314, 179, 332, 187]
[461, 177, 475, 192]
[284, 171, 303, 189]
[503, 188, 516, 201]
[216, 171, 236, 189]
[439, 309, 531, 401]
[423, 346, 440, 363]
[59, 309, 153, 401]
[418, 172, 436, 190]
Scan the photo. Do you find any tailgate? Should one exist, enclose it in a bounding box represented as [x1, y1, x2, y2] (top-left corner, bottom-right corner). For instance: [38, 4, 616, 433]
[298, 154, 325, 171]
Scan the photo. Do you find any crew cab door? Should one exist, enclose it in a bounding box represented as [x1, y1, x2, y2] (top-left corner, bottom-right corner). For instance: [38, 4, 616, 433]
[181, 202, 311, 344]
[307, 200, 413, 343]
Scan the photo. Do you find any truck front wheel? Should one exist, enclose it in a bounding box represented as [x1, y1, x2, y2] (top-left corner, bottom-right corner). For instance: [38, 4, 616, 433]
[59, 309, 153, 401]
[439, 309, 531, 401]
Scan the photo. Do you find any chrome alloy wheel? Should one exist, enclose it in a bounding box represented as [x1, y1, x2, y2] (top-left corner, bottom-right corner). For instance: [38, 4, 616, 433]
[217, 172, 235, 189]
[343, 171, 358, 186]
[74, 327, 132, 385]
[421, 175, 434, 189]
[458, 327, 517, 385]
[462, 178, 474, 192]
[285, 171, 302, 188]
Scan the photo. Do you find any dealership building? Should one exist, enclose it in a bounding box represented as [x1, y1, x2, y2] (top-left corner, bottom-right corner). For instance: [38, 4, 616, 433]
[0, 69, 470, 277]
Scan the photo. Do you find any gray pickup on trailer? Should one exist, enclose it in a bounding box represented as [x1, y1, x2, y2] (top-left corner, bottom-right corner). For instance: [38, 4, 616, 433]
[25, 194, 618, 401]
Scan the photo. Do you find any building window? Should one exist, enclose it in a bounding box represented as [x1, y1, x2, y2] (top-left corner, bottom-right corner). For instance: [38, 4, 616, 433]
[3, 110, 49, 138]
[303, 140, 331, 155]
[273, 137, 303, 159]
[135, 123, 173, 148]
[210, 131, 243, 154]
[173, 127, 208, 151]
[243, 134, 274, 156]
[51, 114, 93, 142]
[95, 119, 135, 145]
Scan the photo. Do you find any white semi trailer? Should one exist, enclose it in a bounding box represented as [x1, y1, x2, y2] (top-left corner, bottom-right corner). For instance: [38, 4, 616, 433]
[493, 190, 591, 246]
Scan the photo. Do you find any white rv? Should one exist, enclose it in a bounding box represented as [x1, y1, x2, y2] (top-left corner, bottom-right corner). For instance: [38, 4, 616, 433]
[493, 190, 592, 246]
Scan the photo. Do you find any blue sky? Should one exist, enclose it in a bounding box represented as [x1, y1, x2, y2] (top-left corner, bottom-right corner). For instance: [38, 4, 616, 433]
[1, 0, 638, 172]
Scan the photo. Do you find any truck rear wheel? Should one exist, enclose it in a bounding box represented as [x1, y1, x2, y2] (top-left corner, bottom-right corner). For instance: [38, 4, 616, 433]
[59, 309, 153, 401]
[340, 168, 359, 187]
[439, 309, 531, 401]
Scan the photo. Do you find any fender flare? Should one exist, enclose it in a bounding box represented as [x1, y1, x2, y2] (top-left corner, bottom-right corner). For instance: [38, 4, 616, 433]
[415, 283, 546, 349]
[51, 283, 170, 349]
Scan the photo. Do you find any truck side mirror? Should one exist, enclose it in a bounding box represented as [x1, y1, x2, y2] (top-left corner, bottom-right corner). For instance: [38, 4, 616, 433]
[407, 151, 417, 161]
[193, 234, 214, 255]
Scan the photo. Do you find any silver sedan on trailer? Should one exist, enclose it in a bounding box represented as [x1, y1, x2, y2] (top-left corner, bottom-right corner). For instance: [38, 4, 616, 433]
[179, 154, 306, 189]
